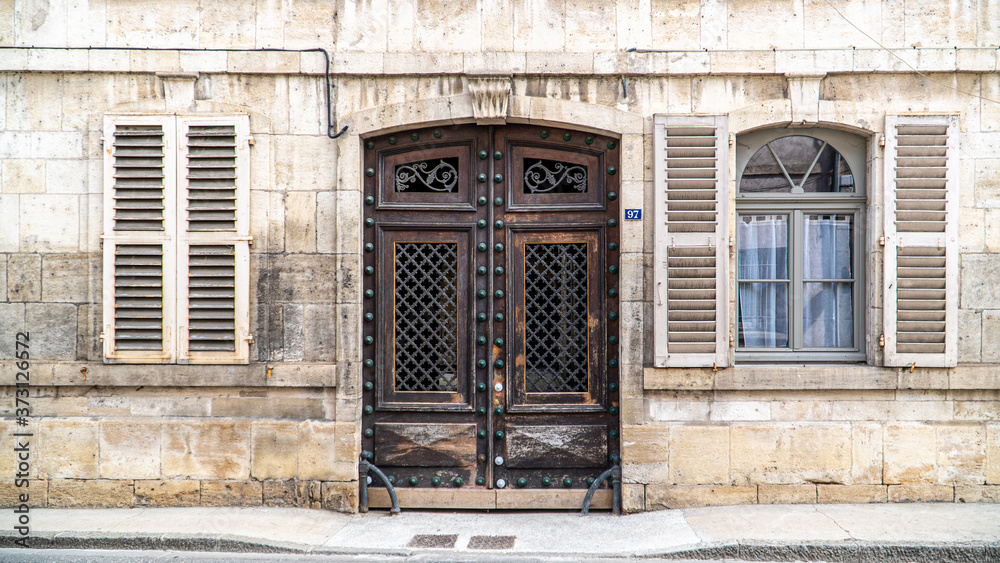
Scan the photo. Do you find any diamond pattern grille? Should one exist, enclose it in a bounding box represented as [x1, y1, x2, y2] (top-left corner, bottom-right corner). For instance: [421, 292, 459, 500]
[524, 243, 589, 393]
[393, 242, 459, 392]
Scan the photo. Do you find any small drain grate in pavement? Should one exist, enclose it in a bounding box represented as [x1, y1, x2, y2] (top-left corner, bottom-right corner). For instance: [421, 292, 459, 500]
[467, 535, 516, 550]
[408, 534, 459, 548]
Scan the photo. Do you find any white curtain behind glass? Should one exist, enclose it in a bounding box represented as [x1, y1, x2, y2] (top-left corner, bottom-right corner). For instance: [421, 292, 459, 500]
[738, 216, 788, 347]
[802, 215, 854, 347]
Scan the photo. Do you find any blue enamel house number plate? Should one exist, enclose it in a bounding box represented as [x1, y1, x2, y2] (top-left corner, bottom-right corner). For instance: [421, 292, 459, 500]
[624, 209, 642, 220]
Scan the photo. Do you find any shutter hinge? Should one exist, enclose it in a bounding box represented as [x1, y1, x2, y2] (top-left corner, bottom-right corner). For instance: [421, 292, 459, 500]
[99, 332, 106, 342]
[879, 235, 885, 246]
[729, 236, 735, 248]
[234, 235, 254, 243]
[247, 135, 255, 146]
[245, 334, 254, 344]
[878, 136, 885, 148]
[879, 334, 885, 347]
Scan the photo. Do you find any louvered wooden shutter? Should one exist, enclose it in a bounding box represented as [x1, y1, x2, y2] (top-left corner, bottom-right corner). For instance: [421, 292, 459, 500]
[176, 116, 251, 363]
[883, 115, 959, 367]
[653, 115, 729, 367]
[102, 116, 178, 362]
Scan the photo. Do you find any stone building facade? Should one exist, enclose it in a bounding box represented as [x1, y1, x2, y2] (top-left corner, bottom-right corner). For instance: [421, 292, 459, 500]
[1, 0, 998, 511]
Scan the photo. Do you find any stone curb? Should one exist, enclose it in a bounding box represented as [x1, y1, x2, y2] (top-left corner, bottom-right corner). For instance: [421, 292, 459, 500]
[2, 533, 999, 562]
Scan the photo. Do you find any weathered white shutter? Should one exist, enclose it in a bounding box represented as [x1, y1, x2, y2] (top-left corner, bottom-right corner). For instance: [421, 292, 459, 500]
[883, 115, 959, 367]
[176, 116, 251, 363]
[102, 116, 178, 362]
[653, 115, 729, 367]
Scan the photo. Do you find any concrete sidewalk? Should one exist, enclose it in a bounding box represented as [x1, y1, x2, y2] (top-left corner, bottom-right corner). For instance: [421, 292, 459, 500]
[1, 504, 999, 561]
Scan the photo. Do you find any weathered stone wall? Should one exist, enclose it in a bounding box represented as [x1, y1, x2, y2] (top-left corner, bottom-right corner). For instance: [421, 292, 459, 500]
[1, 0, 999, 510]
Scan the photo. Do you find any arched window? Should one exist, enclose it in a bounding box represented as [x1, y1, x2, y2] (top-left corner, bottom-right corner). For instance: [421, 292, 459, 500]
[735, 128, 867, 362]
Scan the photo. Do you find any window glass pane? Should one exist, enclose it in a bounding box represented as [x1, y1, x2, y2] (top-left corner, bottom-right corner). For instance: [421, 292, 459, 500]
[768, 135, 824, 188]
[523, 158, 588, 194]
[394, 157, 460, 193]
[802, 144, 855, 193]
[803, 282, 854, 347]
[741, 145, 791, 193]
[738, 282, 789, 347]
[804, 214, 854, 279]
[737, 214, 788, 280]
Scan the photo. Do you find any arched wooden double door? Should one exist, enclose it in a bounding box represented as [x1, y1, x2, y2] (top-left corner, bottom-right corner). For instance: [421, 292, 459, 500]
[361, 124, 620, 506]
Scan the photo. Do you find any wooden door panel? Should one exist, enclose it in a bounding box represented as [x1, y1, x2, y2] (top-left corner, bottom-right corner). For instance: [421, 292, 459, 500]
[374, 423, 478, 467]
[505, 424, 607, 468]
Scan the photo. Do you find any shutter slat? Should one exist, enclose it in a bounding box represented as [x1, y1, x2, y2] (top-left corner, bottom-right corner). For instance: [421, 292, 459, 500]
[113, 244, 164, 352]
[187, 245, 237, 352]
[883, 115, 958, 367]
[185, 125, 238, 232]
[112, 125, 166, 232]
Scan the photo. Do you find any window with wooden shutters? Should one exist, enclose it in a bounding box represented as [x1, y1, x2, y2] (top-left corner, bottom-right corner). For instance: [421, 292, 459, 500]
[883, 115, 959, 368]
[652, 115, 729, 368]
[103, 115, 251, 364]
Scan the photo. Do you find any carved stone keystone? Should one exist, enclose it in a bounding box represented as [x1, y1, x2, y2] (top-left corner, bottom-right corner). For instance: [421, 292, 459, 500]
[468, 76, 511, 125]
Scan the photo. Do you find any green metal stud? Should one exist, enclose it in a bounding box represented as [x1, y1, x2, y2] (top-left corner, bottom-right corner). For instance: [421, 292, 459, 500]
[432, 476, 441, 486]
[607, 167, 617, 176]
[607, 141, 617, 149]
[388, 136, 397, 145]
[608, 219, 617, 227]
[478, 266, 487, 275]
[587, 477, 595, 485]
[478, 359, 487, 368]
[495, 290, 504, 299]
[478, 407, 487, 415]
[476, 476, 486, 485]
[494, 196, 504, 205]
[478, 243, 488, 252]
[608, 289, 618, 297]
[366, 141, 375, 150]
[495, 313, 504, 322]
[478, 336, 487, 345]
[454, 477, 463, 487]
[610, 429, 619, 438]
[479, 150, 489, 160]
[365, 289, 374, 299]
[494, 406, 504, 415]
[478, 313, 488, 322]
[495, 359, 504, 368]
[364, 428, 373, 437]
[494, 151, 503, 160]
[364, 381, 373, 391]
[364, 359, 373, 368]
[495, 266, 504, 275]
[495, 431, 504, 439]
[494, 243, 504, 252]
[363, 451, 373, 460]
[479, 196, 488, 206]
[609, 312, 618, 321]
[608, 242, 618, 251]
[585, 137, 594, 145]
[365, 218, 374, 227]
[478, 220, 487, 228]
[563, 133, 572, 141]
[609, 382, 618, 391]
[365, 266, 374, 275]
[477, 382, 487, 391]
[364, 313, 374, 322]
[365, 243, 374, 252]
[433, 129, 442, 138]
[478, 173, 488, 183]
[517, 478, 527, 488]
[365, 168, 375, 177]
[609, 336, 618, 344]
[495, 220, 504, 229]
[607, 191, 618, 200]
[540, 131, 549, 139]
[479, 429, 487, 438]
[409, 476, 418, 486]
[365, 196, 375, 205]
[609, 265, 618, 274]
[495, 338, 504, 347]
[364, 405, 373, 414]
[563, 478, 573, 487]
[611, 454, 620, 463]
[388, 476, 396, 484]
[478, 290, 487, 298]
[541, 477, 552, 486]
[410, 133, 419, 141]
[610, 405, 619, 414]
[609, 359, 618, 368]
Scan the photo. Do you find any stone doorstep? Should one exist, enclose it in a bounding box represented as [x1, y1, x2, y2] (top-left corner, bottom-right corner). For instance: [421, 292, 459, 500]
[366, 488, 613, 510]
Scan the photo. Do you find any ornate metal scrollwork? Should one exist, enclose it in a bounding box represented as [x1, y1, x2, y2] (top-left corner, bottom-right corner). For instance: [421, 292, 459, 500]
[523, 159, 588, 194]
[395, 158, 459, 193]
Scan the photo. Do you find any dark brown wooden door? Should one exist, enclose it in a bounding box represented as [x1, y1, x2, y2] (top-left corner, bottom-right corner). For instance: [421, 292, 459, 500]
[360, 124, 620, 494]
